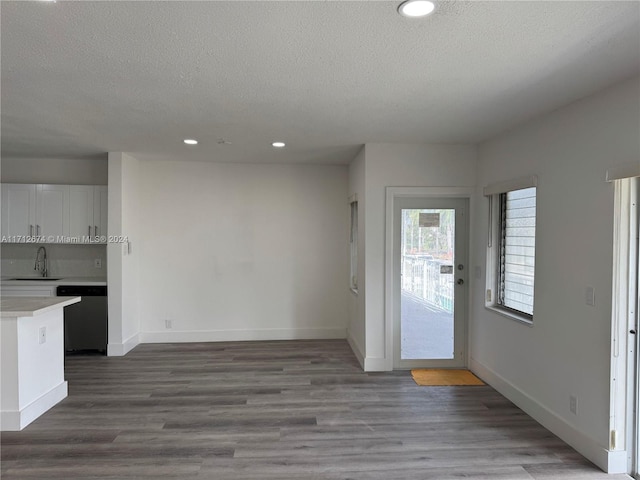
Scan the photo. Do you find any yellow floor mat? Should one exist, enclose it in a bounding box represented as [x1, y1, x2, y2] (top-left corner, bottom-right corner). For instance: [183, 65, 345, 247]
[411, 369, 485, 386]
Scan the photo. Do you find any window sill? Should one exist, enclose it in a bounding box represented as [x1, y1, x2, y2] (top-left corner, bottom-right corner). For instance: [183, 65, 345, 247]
[484, 305, 533, 327]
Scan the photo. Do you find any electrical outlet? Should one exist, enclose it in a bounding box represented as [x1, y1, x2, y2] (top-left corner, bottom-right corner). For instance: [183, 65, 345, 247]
[165, 320, 172, 329]
[94, 258, 102, 269]
[39, 326, 46, 344]
[569, 395, 577, 414]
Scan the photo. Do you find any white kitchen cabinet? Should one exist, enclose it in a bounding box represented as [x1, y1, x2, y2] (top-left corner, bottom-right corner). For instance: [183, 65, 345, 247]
[1, 184, 71, 240]
[69, 185, 107, 242]
[36, 184, 70, 239]
[1, 184, 37, 237]
[69, 186, 94, 238]
[2, 184, 106, 244]
[94, 186, 108, 239]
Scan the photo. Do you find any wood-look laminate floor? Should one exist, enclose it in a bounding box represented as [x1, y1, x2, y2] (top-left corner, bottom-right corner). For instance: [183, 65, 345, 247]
[0, 340, 632, 479]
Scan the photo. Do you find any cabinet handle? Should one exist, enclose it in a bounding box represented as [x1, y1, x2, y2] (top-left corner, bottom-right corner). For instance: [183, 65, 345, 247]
[95, 225, 98, 236]
[88, 226, 92, 236]
[30, 225, 34, 237]
[37, 225, 40, 236]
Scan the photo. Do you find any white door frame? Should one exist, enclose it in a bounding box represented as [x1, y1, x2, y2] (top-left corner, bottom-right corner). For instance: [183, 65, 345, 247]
[622, 177, 640, 477]
[385, 187, 475, 371]
[609, 177, 639, 475]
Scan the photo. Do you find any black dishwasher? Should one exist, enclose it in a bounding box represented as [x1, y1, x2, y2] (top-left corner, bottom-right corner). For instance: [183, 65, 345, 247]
[56, 285, 108, 354]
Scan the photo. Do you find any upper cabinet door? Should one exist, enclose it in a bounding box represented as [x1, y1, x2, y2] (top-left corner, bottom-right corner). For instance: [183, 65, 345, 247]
[2, 183, 106, 243]
[94, 186, 108, 239]
[36, 184, 70, 239]
[69, 185, 95, 238]
[1, 184, 37, 237]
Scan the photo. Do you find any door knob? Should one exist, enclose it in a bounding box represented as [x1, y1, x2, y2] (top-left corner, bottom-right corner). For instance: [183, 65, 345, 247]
[457, 279, 464, 285]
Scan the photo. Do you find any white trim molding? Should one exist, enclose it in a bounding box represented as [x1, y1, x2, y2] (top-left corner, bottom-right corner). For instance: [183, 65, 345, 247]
[347, 333, 365, 369]
[483, 175, 538, 196]
[363, 357, 389, 372]
[471, 357, 627, 474]
[385, 186, 475, 372]
[606, 163, 640, 182]
[139, 327, 346, 344]
[0, 381, 67, 431]
[107, 333, 140, 357]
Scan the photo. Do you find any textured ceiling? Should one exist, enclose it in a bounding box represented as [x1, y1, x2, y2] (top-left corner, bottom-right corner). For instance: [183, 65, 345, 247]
[1, 1, 639, 164]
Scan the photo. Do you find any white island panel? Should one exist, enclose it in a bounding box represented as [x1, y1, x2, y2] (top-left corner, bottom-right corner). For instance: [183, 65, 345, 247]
[1, 296, 79, 431]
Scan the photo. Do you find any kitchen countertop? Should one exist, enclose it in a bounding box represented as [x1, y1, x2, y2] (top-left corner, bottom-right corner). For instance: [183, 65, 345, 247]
[1, 276, 107, 286]
[0, 296, 81, 317]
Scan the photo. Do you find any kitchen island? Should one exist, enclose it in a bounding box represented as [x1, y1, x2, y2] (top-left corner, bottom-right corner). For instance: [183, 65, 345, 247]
[1, 296, 80, 431]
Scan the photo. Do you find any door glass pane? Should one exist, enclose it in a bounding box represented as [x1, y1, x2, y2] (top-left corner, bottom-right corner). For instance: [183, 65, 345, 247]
[401, 208, 455, 360]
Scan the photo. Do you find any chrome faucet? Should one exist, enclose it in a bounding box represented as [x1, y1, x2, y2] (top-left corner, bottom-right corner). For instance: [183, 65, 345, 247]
[34, 246, 48, 277]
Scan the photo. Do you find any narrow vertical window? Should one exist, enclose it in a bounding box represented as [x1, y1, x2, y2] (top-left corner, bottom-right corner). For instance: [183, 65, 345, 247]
[350, 200, 358, 292]
[498, 187, 536, 316]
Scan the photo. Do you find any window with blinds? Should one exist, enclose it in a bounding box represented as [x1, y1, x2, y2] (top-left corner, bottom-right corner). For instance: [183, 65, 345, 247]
[350, 201, 358, 292]
[498, 187, 536, 316]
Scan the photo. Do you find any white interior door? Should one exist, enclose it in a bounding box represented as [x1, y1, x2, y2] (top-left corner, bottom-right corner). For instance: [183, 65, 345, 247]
[393, 197, 468, 369]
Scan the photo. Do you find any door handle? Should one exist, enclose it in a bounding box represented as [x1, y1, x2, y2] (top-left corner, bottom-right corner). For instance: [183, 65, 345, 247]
[37, 225, 40, 236]
[89, 226, 92, 236]
[30, 225, 34, 237]
[457, 279, 464, 285]
[95, 225, 98, 236]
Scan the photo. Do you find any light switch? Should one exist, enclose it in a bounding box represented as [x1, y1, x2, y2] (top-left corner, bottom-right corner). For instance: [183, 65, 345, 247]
[586, 286, 595, 306]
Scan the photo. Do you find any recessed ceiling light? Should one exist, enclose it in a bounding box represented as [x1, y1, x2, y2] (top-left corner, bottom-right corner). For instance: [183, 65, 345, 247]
[183, 139, 198, 145]
[398, 0, 435, 17]
[272, 142, 286, 148]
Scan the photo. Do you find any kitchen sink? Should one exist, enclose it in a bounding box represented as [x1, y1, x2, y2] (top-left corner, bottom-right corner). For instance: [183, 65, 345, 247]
[9, 277, 62, 281]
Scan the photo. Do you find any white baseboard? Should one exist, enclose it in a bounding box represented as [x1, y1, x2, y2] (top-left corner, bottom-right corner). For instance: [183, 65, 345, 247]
[347, 333, 365, 369]
[1, 381, 67, 431]
[470, 357, 626, 474]
[107, 333, 140, 357]
[139, 327, 347, 344]
[363, 356, 390, 372]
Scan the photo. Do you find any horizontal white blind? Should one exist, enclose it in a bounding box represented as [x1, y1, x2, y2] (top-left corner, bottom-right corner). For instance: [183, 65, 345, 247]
[502, 187, 536, 315]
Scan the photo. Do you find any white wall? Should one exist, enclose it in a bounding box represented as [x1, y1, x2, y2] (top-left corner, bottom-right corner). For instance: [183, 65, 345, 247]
[120, 155, 140, 347]
[136, 160, 349, 342]
[470, 76, 640, 472]
[361, 143, 477, 369]
[347, 147, 366, 365]
[0, 157, 108, 185]
[107, 152, 140, 356]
